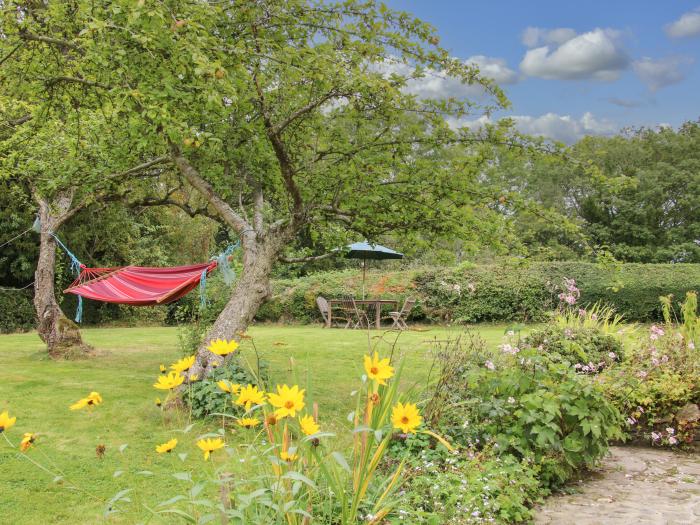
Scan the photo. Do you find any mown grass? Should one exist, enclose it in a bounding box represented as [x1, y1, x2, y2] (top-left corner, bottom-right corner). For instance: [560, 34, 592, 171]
[0, 324, 517, 524]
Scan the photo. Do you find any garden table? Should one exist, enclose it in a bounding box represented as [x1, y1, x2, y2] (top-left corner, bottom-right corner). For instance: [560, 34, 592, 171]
[327, 298, 399, 329]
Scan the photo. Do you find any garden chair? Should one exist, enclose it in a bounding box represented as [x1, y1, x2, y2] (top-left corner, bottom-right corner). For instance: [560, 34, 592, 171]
[337, 297, 369, 329]
[385, 297, 415, 330]
[317, 296, 352, 328]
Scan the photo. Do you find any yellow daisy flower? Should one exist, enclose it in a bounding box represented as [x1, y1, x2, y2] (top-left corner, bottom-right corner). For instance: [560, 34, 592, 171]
[155, 438, 178, 453]
[69, 391, 103, 411]
[207, 338, 239, 356]
[188, 374, 199, 382]
[235, 384, 266, 410]
[0, 410, 16, 433]
[153, 371, 184, 390]
[237, 417, 261, 428]
[20, 432, 36, 452]
[159, 364, 167, 374]
[197, 438, 225, 460]
[217, 380, 241, 395]
[280, 450, 298, 462]
[299, 414, 320, 436]
[155, 397, 162, 408]
[170, 355, 196, 374]
[268, 385, 305, 419]
[391, 402, 422, 434]
[364, 352, 394, 385]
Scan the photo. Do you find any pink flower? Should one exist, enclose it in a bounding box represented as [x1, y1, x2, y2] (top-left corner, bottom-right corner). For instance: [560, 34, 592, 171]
[669, 436, 678, 445]
[626, 417, 636, 426]
[564, 328, 574, 339]
[666, 427, 675, 435]
[651, 357, 660, 366]
[591, 313, 598, 321]
[578, 308, 586, 317]
[650, 325, 665, 340]
[651, 432, 661, 442]
[689, 342, 696, 350]
[608, 352, 617, 360]
[484, 360, 495, 370]
[500, 343, 519, 355]
[637, 370, 648, 378]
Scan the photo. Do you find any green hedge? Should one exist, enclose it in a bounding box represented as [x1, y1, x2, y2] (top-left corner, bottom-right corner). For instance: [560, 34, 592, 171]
[256, 262, 700, 324]
[0, 289, 35, 333]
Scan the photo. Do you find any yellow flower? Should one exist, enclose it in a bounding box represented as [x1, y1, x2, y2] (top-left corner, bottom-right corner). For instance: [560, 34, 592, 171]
[267, 385, 305, 419]
[235, 384, 266, 410]
[20, 432, 36, 452]
[155, 397, 162, 408]
[0, 410, 16, 433]
[188, 374, 199, 382]
[217, 380, 241, 395]
[153, 371, 184, 390]
[155, 438, 178, 454]
[237, 417, 261, 428]
[170, 355, 195, 374]
[197, 438, 225, 460]
[159, 364, 167, 374]
[299, 414, 319, 436]
[280, 450, 298, 462]
[69, 392, 103, 411]
[364, 352, 394, 385]
[207, 338, 239, 356]
[391, 402, 422, 434]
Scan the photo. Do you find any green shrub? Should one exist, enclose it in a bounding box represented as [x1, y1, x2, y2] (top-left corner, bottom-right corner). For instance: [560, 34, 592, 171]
[0, 289, 34, 333]
[397, 449, 541, 524]
[599, 292, 700, 446]
[257, 262, 700, 324]
[184, 358, 268, 419]
[524, 326, 622, 373]
[423, 336, 623, 490]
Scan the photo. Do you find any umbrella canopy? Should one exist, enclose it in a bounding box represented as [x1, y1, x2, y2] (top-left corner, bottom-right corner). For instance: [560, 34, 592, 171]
[345, 242, 404, 260]
[345, 242, 403, 299]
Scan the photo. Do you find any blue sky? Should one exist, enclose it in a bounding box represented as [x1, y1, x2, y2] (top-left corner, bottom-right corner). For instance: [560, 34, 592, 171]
[384, 0, 700, 142]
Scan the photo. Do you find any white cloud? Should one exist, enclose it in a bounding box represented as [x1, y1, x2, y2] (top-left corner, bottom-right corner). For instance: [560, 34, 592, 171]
[521, 27, 577, 48]
[373, 56, 517, 101]
[607, 97, 645, 108]
[665, 8, 700, 38]
[519, 28, 628, 81]
[633, 56, 693, 92]
[451, 112, 617, 144]
[465, 55, 518, 85]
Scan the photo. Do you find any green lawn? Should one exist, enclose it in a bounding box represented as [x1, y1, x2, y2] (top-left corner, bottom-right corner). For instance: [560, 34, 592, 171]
[0, 324, 516, 524]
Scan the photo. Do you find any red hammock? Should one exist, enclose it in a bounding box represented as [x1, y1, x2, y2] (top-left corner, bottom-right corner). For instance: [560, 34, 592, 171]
[64, 261, 218, 306]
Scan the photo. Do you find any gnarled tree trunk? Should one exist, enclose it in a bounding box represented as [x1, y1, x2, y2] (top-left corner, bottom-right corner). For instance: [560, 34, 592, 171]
[190, 231, 286, 378]
[33, 195, 91, 358]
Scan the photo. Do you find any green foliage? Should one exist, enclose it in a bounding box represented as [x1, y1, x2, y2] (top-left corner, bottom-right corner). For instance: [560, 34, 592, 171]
[397, 450, 541, 524]
[423, 336, 623, 490]
[257, 262, 700, 324]
[599, 292, 700, 446]
[524, 326, 623, 372]
[0, 289, 34, 333]
[184, 358, 268, 420]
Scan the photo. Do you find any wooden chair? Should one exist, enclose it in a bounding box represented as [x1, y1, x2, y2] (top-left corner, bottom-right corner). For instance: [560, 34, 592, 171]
[316, 296, 331, 327]
[385, 297, 415, 330]
[317, 296, 351, 328]
[337, 297, 369, 329]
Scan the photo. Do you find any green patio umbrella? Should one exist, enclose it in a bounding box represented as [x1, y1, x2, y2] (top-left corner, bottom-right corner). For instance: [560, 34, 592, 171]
[346, 241, 404, 299]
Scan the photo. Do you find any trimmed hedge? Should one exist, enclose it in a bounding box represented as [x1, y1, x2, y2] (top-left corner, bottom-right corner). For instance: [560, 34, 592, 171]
[0, 289, 35, 333]
[256, 262, 700, 324]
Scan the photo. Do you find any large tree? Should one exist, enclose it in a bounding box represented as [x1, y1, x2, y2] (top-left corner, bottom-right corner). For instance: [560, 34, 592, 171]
[2, 0, 510, 374]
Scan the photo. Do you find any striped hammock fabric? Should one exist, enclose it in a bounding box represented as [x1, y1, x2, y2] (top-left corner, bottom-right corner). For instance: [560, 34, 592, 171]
[64, 262, 218, 306]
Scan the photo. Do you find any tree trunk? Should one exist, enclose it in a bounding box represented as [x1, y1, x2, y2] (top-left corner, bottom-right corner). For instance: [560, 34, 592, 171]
[190, 232, 284, 378]
[33, 197, 91, 359]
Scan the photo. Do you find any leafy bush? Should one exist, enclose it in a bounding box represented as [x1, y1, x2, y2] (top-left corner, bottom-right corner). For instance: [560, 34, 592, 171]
[257, 262, 700, 324]
[423, 336, 623, 490]
[524, 326, 622, 373]
[599, 292, 700, 446]
[397, 448, 541, 524]
[184, 358, 269, 419]
[0, 289, 34, 333]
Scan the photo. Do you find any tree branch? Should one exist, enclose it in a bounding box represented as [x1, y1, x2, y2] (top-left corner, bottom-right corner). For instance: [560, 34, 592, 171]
[18, 29, 83, 54]
[169, 143, 251, 234]
[45, 76, 112, 90]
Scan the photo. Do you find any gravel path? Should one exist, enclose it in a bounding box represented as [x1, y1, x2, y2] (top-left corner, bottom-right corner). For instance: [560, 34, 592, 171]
[535, 446, 700, 524]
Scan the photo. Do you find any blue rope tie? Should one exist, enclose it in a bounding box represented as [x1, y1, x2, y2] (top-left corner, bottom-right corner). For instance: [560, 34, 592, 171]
[199, 242, 240, 310]
[35, 217, 86, 323]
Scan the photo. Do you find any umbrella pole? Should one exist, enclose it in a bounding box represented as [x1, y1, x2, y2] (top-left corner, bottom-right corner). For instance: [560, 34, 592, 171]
[362, 259, 366, 300]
